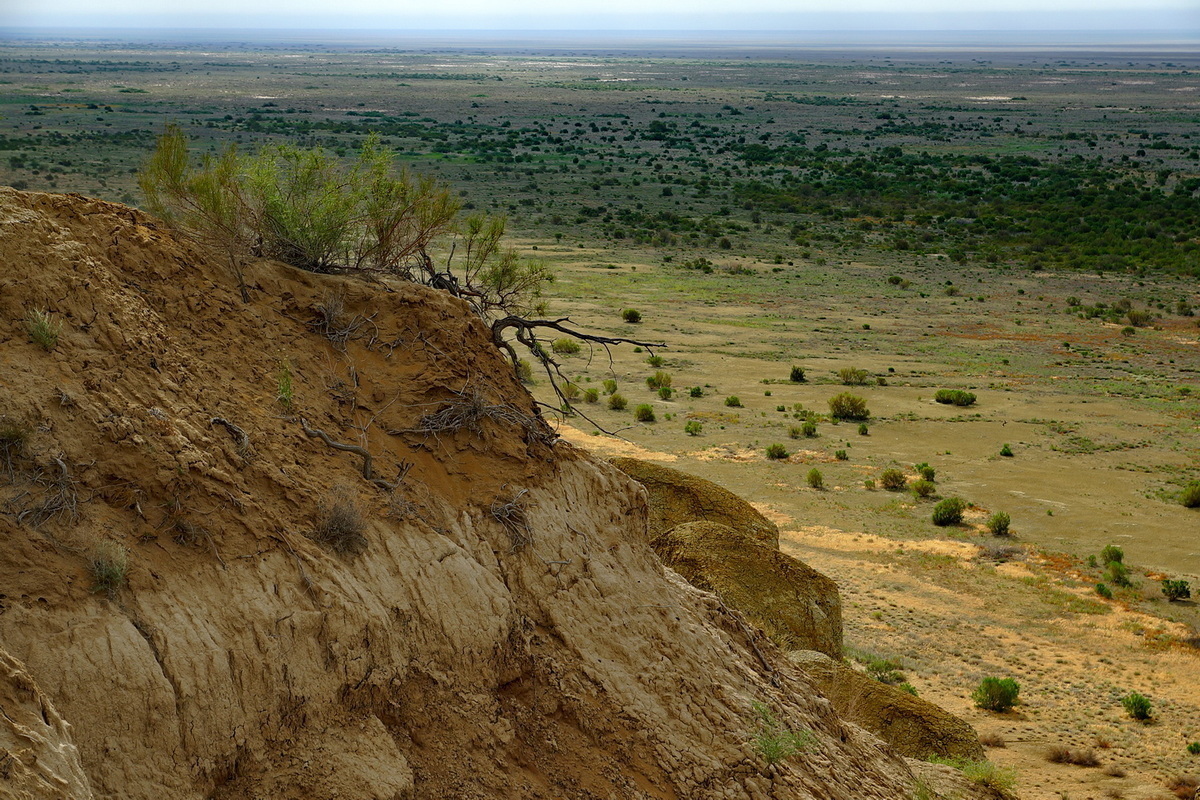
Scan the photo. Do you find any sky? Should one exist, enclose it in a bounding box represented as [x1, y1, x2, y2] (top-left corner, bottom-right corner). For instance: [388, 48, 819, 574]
[3, 0, 1198, 32]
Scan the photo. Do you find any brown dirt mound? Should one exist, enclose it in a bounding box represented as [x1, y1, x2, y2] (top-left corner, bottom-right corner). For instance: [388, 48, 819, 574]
[0, 190, 993, 799]
[789, 651, 985, 763]
[653, 521, 843, 658]
[610, 456, 780, 547]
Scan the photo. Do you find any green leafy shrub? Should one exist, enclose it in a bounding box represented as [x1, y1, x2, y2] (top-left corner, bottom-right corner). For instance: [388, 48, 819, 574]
[608, 392, 627, 411]
[684, 420, 703, 436]
[1181, 482, 1200, 508]
[929, 758, 1016, 795]
[972, 677, 1020, 712]
[834, 449, 848, 461]
[802, 421, 818, 438]
[1187, 742, 1200, 755]
[932, 497, 967, 526]
[583, 388, 599, 403]
[658, 386, 673, 401]
[857, 423, 869, 436]
[863, 478, 876, 490]
[688, 386, 703, 398]
[914, 462, 936, 481]
[828, 392, 869, 420]
[646, 371, 672, 390]
[551, 337, 581, 355]
[935, 389, 977, 407]
[276, 361, 296, 410]
[622, 308, 641, 323]
[725, 396, 742, 408]
[602, 379, 618, 395]
[646, 354, 664, 367]
[807, 468, 823, 489]
[765, 443, 789, 460]
[789, 365, 806, 383]
[898, 682, 918, 696]
[750, 701, 813, 766]
[515, 359, 534, 383]
[25, 309, 62, 351]
[838, 367, 869, 386]
[910, 479, 936, 499]
[1100, 544, 1124, 565]
[1095, 583, 1113, 599]
[986, 511, 1011, 536]
[1105, 560, 1133, 588]
[880, 468, 907, 491]
[561, 382, 581, 400]
[634, 403, 655, 422]
[1162, 579, 1191, 602]
[999, 443, 1014, 457]
[1121, 692, 1152, 720]
[788, 425, 802, 439]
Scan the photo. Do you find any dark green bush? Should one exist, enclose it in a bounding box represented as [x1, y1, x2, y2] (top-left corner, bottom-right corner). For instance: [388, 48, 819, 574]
[689, 386, 703, 398]
[857, 423, 869, 436]
[935, 389, 977, 407]
[646, 371, 672, 390]
[834, 449, 848, 461]
[914, 462, 936, 481]
[1162, 579, 1191, 602]
[725, 396, 742, 408]
[911, 479, 936, 499]
[1105, 561, 1133, 588]
[806, 468, 824, 489]
[1181, 482, 1200, 508]
[608, 392, 627, 411]
[932, 497, 967, 526]
[766, 443, 789, 460]
[684, 420, 702, 436]
[986, 511, 1011, 536]
[828, 392, 869, 420]
[658, 386, 673, 401]
[1096, 583, 1113, 599]
[1100, 544, 1124, 565]
[789, 365, 806, 383]
[622, 308, 642, 323]
[972, 677, 1020, 712]
[802, 421, 818, 438]
[634, 404, 655, 422]
[999, 443, 1014, 457]
[1121, 692, 1152, 720]
[880, 468, 907, 491]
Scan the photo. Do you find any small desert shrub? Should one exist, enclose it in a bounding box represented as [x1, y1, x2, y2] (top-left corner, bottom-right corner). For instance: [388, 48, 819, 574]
[646, 371, 672, 390]
[807, 468, 823, 489]
[932, 497, 967, 526]
[1162, 579, 1192, 602]
[897, 682, 918, 696]
[551, 337, 580, 355]
[764, 443, 790, 460]
[684, 420, 703, 436]
[1096, 583, 1114, 599]
[935, 389, 977, 407]
[276, 361, 296, 409]
[1121, 692, 1152, 720]
[880, 468, 907, 491]
[1045, 745, 1100, 767]
[1187, 742, 1200, 755]
[973, 677, 1020, 712]
[89, 540, 128, 598]
[561, 381, 581, 400]
[602, 379, 618, 395]
[828, 392, 869, 420]
[0, 418, 31, 476]
[1105, 561, 1133, 588]
[608, 392, 627, 411]
[857, 422, 869, 436]
[646, 354, 664, 367]
[834, 449, 848, 461]
[914, 462, 936, 481]
[838, 367, 869, 386]
[622, 308, 641, 323]
[725, 395, 742, 407]
[788, 425, 802, 439]
[999, 443, 1014, 457]
[979, 732, 1007, 748]
[25, 309, 62, 351]
[750, 701, 814, 766]
[313, 486, 368, 555]
[1100, 544, 1124, 565]
[583, 388, 599, 403]
[634, 404, 655, 422]
[657, 386, 673, 401]
[1181, 482, 1200, 508]
[910, 479, 936, 499]
[515, 359, 534, 383]
[987, 511, 1012, 536]
[1127, 309, 1152, 327]
[688, 386, 703, 398]
[802, 421, 818, 437]
[789, 365, 806, 382]
[1167, 775, 1200, 799]
[863, 478, 876, 490]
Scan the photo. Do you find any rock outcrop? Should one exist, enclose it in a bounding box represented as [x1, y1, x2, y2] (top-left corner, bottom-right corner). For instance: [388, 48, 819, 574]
[610, 457, 780, 546]
[652, 521, 843, 658]
[0, 189, 992, 800]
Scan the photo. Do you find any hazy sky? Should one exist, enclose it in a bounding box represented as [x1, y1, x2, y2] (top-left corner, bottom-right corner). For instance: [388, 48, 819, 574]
[4, 0, 1198, 31]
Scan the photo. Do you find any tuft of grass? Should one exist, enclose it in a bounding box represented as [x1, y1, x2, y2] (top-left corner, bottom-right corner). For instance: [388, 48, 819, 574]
[1046, 745, 1100, 766]
[928, 757, 1017, 796]
[914, 462, 936, 481]
[551, 337, 581, 355]
[802, 420, 818, 438]
[312, 486, 368, 555]
[89, 540, 128, 598]
[750, 701, 814, 767]
[646, 370, 672, 390]
[910, 479, 936, 499]
[857, 422, 869, 436]
[838, 367, 869, 386]
[276, 361, 296, 410]
[25, 309, 62, 351]
[935, 389, 976, 407]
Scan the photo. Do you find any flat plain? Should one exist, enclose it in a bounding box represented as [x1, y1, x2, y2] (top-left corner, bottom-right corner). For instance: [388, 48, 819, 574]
[2, 30, 1199, 798]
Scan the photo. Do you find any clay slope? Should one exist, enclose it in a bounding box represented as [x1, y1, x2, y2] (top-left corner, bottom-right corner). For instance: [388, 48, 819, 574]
[0, 189, 978, 800]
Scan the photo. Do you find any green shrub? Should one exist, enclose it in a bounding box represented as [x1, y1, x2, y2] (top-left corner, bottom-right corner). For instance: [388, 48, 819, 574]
[999, 443, 1014, 457]
[1187, 742, 1200, 755]
[765, 443, 789, 460]
[897, 682, 919, 696]
[935, 389, 977, 407]
[834, 449, 848, 461]
[622, 308, 641, 323]
[802, 421, 818, 438]
[750, 701, 813, 766]
[658, 386, 673, 401]
[1095, 583, 1113, 599]
[1100, 544, 1124, 565]
[788, 425, 802, 439]
[688, 386, 703, 398]
[646, 371, 672, 390]
[1162, 578, 1191, 602]
[863, 478, 876, 490]
[880, 468, 907, 491]
[972, 677, 1020, 712]
[910, 479, 936, 499]
[634, 403, 655, 422]
[828, 392, 869, 420]
[775, 404, 785, 412]
[789, 365, 806, 383]
[25, 309, 62, 351]
[583, 388, 599, 403]
[561, 382, 581, 400]
[1121, 692, 1152, 720]
[932, 497, 967, 526]
[89, 540, 128, 598]
[515, 359, 534, 383]
[602, 379, 618, 395]
[608, 392, 627, 411]
[857, 423, 869, 436]
[914, 462, 936, 481]
[1105, 560, 1133, 588]
[1181, 482, 1200, 508]
[725, 396, 742, 408]
[838, 367, 869, 386]
[551, 337, 581, 355]
[684, 420, 703, 436]
[276, 361, 296, 410]
[646, 354, 664, 367]
[807, 468, 824, 489]
[931, 759, 1016, 795]
[986, 511, 1011, 536]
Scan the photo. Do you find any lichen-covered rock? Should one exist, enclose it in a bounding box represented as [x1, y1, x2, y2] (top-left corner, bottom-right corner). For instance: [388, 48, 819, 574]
[789, 650, 985, 762]
[610, 457, 780, 547]
[652, 521, 843, 658]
